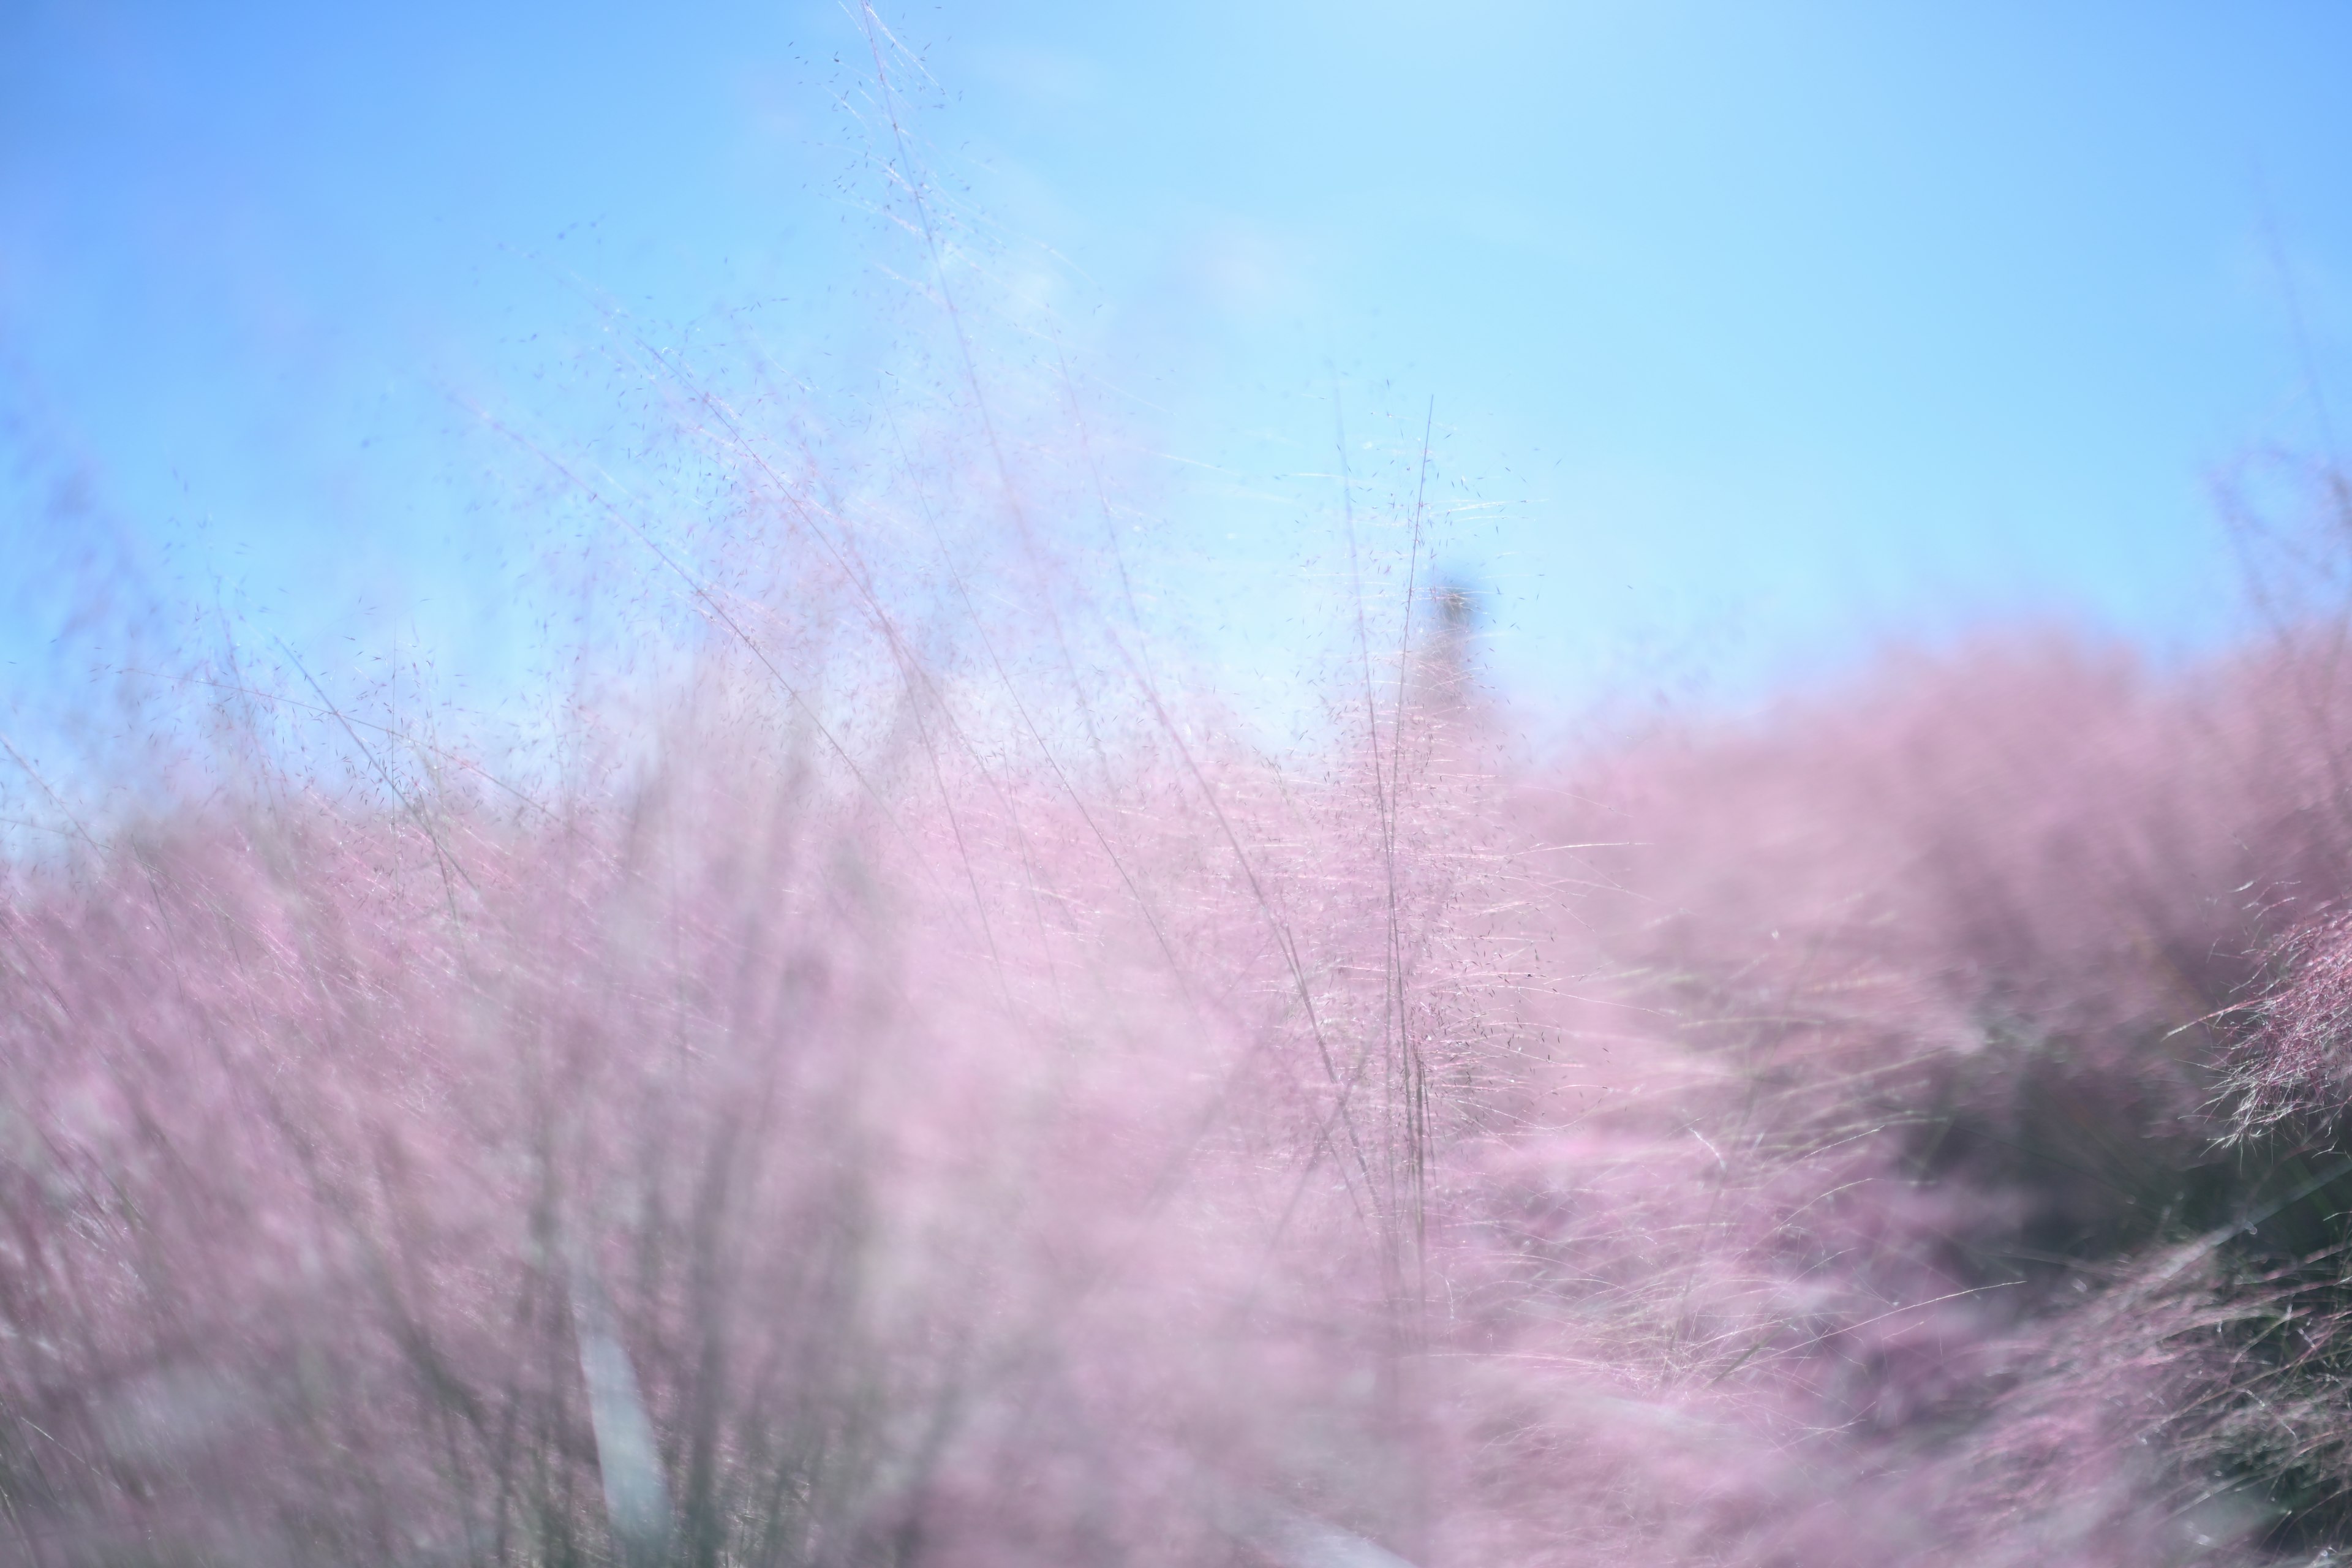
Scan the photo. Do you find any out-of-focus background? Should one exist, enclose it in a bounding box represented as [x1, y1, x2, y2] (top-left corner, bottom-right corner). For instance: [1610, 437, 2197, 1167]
[8, 1, 2351, 726]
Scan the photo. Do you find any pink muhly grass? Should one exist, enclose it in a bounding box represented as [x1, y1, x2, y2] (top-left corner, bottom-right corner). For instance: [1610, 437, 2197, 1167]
[0, 596, 1499, 1567]
[12, 26, 2352, 1558]
[2233, 909, 2352, 1130]
[23, 530, 2352, 1566]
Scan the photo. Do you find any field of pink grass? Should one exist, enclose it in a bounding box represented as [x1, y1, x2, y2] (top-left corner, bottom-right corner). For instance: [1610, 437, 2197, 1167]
[17, 475, 2352, 1568]
[12, 21, 2352, 1555]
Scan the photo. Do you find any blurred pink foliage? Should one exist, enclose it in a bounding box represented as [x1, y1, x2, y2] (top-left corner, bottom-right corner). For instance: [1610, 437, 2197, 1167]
[18, 598, 2352, 1566]
[23, 6, 2352, 1556]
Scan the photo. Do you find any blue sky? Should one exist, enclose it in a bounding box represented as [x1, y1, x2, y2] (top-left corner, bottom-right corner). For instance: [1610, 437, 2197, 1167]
[6, 1, 2351, 730]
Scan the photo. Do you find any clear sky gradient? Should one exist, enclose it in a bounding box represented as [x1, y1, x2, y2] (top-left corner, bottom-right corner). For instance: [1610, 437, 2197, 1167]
[7, 1, 2351, 726]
